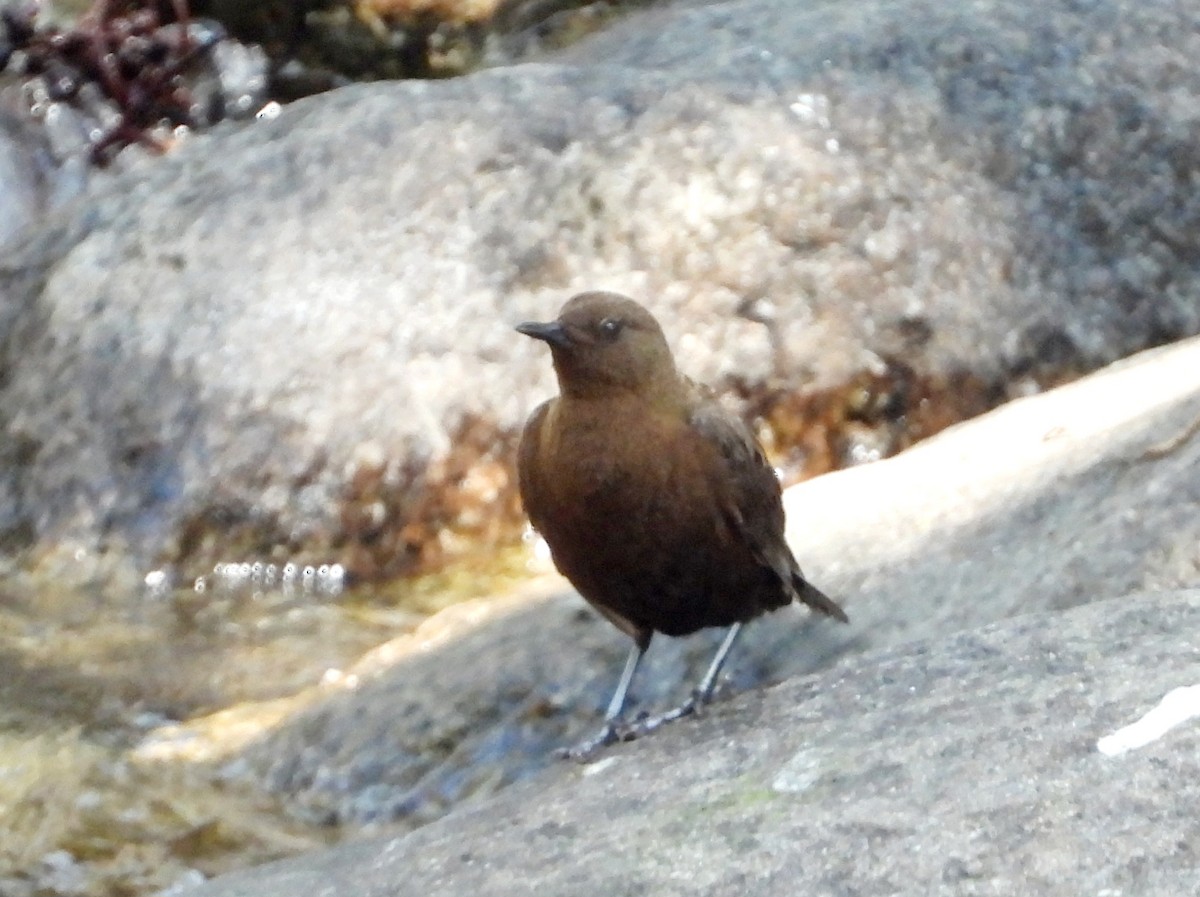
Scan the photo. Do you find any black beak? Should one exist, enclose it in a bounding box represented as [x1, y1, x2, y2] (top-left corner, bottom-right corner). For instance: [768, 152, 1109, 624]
[515, 320, 572, 349]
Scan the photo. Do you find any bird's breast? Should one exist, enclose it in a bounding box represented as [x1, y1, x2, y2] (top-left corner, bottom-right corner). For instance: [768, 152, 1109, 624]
[538, 401, 685, 511]
[526, 402, 732, 580]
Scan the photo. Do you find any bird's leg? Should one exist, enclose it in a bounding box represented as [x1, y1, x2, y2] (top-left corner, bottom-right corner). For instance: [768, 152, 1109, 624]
[693, 621, 744, 704]
[605, 639, 646, 721]
[622, 622, 745, 738]
[560, 639, 647, 762]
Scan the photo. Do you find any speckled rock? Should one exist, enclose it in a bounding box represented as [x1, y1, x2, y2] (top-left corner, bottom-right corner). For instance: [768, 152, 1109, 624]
[183, 586, 1200, 896]
[4, 0, 1200, 591]
[0, 105, 45, 248]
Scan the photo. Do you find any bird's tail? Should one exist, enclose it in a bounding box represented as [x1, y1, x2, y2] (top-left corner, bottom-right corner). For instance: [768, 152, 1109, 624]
[792, 573, 849, 623]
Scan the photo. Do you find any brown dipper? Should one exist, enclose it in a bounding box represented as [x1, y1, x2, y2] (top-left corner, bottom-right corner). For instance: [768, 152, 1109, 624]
[516, 292, 847, 758]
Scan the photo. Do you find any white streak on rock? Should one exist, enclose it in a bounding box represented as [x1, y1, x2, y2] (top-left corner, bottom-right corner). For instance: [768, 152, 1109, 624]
[1097, 685, 1200, 755]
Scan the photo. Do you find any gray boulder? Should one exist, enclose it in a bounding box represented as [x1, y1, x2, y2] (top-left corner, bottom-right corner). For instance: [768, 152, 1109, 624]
[4, 0, 1200, 585]
[183, 585, 1200, 896]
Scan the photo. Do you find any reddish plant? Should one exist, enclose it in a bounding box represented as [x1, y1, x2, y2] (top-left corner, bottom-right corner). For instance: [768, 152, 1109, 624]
[1, 0, 225, 164]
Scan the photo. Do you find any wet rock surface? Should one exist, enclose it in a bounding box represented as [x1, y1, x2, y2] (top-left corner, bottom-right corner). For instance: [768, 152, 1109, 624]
[5, 0, 1200, 590]
[154, 335, 1200, 856]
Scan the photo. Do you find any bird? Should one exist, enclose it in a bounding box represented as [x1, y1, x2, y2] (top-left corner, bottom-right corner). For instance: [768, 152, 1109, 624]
[515, 291, 848, 759]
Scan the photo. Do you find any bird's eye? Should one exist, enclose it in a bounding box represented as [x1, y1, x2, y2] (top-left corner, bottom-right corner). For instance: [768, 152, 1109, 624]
[598, 317, 623, 340]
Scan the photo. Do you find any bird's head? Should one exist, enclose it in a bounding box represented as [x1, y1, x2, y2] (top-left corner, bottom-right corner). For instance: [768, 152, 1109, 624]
[516, 292, 681, 401]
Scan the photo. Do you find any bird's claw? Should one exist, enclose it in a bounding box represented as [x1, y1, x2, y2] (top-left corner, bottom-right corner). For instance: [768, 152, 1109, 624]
[559, 690, 718, 762]
[557, 722, 621, 763]
[615, 691, 706, 740]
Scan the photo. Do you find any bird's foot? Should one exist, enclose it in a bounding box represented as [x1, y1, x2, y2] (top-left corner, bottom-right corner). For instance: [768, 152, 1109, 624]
[558, 689, 718, 761]
[613, 689, 708, 741]
[556, 721, 621, 763]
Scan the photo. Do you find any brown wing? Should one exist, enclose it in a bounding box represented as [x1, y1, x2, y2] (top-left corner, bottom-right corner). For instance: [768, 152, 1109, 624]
[685, 381, 848, 623]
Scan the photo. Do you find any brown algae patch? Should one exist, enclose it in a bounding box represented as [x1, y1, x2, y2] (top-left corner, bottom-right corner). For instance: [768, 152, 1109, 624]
[745, 360, 1011, 483]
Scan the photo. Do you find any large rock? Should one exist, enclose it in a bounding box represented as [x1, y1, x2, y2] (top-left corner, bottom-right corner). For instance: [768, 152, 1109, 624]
[4, 0, 1200, 588]
[183, 587, 1200, 896]
[140, 334, 1200, 834]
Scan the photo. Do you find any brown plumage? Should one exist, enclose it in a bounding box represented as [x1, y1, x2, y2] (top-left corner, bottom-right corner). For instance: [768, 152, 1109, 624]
[516, 291, 847, 758]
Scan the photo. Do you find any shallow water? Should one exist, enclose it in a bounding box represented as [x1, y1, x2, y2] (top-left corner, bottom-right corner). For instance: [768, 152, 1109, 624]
[0, 552, 534, 897]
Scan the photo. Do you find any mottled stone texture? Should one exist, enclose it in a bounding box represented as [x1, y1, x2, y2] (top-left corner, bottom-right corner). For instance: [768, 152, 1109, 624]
[187, 588, 1200, 897]
[2, 0, 1200, 588]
